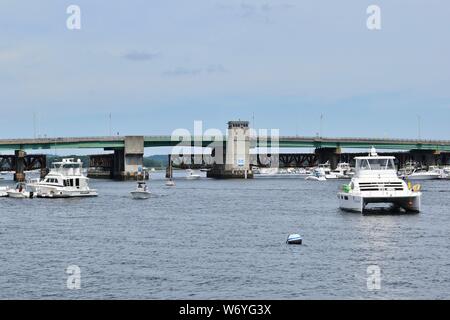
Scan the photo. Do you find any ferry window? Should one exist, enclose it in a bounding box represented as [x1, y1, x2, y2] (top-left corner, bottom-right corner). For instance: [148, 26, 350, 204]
[358, 159, 370, 170]
[70, 179, 74, 187]
[75, 179, 80, 187]
[357, 159, 395, 170]
[368, 159, 395, 170]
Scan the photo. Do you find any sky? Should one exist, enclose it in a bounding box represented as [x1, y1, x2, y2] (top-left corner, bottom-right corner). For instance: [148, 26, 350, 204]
[1, 0, 449, 144]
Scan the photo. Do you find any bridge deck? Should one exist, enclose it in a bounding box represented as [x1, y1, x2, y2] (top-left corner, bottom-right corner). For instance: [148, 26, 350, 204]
[1, 136, 450, 151]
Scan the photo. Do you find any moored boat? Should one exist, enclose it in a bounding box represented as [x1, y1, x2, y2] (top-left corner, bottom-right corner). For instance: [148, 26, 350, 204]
[28, 158, 98, 198]
[0, 186, 10, 197]
[6, 183, 35, 198]
[402, 169, 441, 180]
[186, 169, 201, 180]
[305, 168, 327, 181]
[338, 147, 421, 213]
[330, 162, 353, 179]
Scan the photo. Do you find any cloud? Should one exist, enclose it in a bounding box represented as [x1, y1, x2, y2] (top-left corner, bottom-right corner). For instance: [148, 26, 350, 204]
[122, 50, 160, 61]
[163, 65, 227, 77]
[0, 48, 22, 62]
[206, 64, 227, 74]
[163, 67, 202, 76]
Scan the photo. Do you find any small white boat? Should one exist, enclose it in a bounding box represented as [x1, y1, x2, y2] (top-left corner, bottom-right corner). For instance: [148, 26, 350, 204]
[338, 147, 421, 213]
[403, 169, 441, 180]
[318, 162, 338, 179]
[330, 162, 352, 179]
[0, 186, 9, 197]
[442, 167, 450, 179]
[130, 181, 151, 199]
[186, 169, 201, 180]
[6, 183, 35, 199]
[305, 168, 327, 181]
[286, 234, 303, 245]
[165, 179, 176, 187]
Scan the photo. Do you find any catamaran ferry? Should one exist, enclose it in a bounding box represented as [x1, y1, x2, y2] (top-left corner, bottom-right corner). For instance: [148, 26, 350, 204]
[338, 147, 421, 213]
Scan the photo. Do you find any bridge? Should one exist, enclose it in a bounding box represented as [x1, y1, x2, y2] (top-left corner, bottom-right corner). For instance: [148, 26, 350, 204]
[1, 120, 450, 181]
[1, 135, 450, 151]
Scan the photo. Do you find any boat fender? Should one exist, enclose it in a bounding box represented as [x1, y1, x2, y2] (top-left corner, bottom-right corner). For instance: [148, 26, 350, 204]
[286, 234, 302, 245]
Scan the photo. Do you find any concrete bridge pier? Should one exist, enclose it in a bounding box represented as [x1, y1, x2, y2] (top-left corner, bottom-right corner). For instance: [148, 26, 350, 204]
[13, 150, 26, 182]
[112, 136, 148, 180]
[207, 121, 253, 179]
[315, 147, 341, 169]
[165, 154, 173, 179]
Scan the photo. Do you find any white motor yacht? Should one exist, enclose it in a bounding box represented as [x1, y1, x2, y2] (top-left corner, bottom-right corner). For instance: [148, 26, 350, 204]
[338, 147, 421, 213]
[28, 158, 98, 198]
[131, 181, 151, 199]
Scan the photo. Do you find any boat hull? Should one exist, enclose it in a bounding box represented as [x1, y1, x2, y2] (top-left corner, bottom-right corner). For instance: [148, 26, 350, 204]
[37, 190, 98, 198]
[338, 192, 421, 213]
[7, 191, 34, 199]
[130, 191, 151, 199]
[305, 176, 326, 181]
[405, 174, 440, 180]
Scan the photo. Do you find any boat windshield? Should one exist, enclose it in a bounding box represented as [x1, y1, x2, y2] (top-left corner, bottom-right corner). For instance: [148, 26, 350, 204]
[356, 158, 395, 171]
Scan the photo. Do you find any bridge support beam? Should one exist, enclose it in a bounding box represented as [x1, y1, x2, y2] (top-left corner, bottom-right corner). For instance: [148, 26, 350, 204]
[207, 121, 253, 179]
[112, 136, 148, 180]
[409, 149, 440, 168]
[315, 147, 341, 170]
[88, 154, 114, 179]
[13, 150, 26, 182]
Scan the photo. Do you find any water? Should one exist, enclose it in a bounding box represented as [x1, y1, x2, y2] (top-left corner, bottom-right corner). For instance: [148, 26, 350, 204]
[1, 172, 450, 299]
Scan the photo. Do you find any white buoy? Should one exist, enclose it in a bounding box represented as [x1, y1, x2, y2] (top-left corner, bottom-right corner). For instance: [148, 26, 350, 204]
[286, 234, 302, 245]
